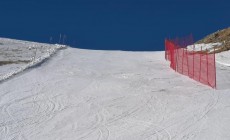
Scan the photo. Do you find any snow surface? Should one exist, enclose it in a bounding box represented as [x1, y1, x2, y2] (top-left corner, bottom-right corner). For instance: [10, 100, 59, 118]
[187, 43, 222, 53]
[216, 50, 230, 66]
[0, 38, 230, 140]
[187, 42, 230, 66]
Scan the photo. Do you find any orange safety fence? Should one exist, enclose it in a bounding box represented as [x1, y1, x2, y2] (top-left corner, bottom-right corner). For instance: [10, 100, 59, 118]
[165, 37, 216, 88]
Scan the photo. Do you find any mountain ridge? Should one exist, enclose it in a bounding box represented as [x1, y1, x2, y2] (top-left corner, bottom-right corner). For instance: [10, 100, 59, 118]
[196, 27, 230, 53]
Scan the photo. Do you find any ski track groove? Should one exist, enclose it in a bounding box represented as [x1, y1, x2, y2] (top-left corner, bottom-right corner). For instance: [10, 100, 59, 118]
[98, 109, 110, 140]
[1, 87, 66, 139]
[104, 93, 172, 140]
[75, 92, 146, 140]
[125, 119, 171, 140]
[106, 97, 147, 126]
[146, 94, 171, 140]
[76, 112, 104, 140]
[170, 90, 219, 139]
[143, 96, 171, 140]
[78, 107, 110, 140]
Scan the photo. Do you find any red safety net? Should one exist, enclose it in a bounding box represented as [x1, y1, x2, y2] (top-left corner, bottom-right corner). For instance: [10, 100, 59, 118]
[165, 37, 216, 88]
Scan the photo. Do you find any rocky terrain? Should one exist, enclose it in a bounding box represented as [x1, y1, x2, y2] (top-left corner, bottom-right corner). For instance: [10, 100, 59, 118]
[196, 27, 230, 53]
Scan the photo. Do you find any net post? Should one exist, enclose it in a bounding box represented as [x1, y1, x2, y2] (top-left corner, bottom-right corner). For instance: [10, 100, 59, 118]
[186, 47, 189, 76]
[193, 44, 195, 78]
[182, 47, 184, 74]
[199, 46, 202, 81]
[176, 46, 178, 72]
[165, 39, 166, 60]
[206, 49, 209, 86]
[174, 44, 176, 70]
[214, 47, 217, 89]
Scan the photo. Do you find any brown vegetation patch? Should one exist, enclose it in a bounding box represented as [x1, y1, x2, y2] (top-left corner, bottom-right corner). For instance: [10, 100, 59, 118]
[196, 27, 230, 53]
[0, 60, 31, 66]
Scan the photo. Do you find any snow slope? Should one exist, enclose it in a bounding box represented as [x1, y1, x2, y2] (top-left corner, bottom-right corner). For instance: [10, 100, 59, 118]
[216, 50, 230, 66]
[0, 39, 230, 140]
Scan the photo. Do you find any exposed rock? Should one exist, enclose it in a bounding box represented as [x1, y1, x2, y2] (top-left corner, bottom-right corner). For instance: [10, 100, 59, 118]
[196, 27, 230, 53]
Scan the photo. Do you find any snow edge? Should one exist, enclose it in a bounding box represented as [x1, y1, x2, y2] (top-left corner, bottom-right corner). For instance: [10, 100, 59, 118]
[0, 44, 67, 83]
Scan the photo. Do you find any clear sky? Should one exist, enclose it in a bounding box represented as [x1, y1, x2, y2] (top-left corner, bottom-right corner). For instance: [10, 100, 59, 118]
[0, 0, 230, 51]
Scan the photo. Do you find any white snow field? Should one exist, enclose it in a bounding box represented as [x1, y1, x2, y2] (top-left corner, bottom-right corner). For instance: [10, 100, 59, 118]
[0, 38, 230, 140]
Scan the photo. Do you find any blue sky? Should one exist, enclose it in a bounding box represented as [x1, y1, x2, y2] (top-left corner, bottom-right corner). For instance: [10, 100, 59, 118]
[0, 0, 230, 51]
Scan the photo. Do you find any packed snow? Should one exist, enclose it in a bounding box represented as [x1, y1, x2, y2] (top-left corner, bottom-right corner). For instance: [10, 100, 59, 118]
[187, 43, 222, 53]
[0, 38, 230, 140]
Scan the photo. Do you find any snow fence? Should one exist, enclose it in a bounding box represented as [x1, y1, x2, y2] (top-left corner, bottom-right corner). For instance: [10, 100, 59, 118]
[165, 38, 216, 88]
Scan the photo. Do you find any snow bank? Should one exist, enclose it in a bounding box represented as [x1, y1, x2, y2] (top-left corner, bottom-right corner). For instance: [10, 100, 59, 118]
[187, 42, 230, 66]
[216, 50, 230, 66]
[0, 38, 66, 82]
[187, 43, 222, 52]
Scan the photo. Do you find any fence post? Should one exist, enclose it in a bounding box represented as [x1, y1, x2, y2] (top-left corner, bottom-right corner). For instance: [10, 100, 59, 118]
[186, 48, 189, 76]
[193, 45, 195, 78]
[182, 48, 184, 74]
[199, 46, 202, 81]
[165, 39, 166, 60]
[214, 47, 217, 89]
[173, 44, 176, 70]
[206, 49, 209, 85]
[176, 46, 178, 72]
[174, 46, 176, 71]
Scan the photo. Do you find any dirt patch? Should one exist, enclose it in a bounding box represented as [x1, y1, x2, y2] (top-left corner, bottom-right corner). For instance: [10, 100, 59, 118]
[0, 60, 31, 66]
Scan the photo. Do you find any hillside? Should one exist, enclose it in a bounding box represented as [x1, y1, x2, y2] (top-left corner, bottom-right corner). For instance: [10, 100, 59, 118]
[0, 38, 230, 140]
[196, 27, 230, 53]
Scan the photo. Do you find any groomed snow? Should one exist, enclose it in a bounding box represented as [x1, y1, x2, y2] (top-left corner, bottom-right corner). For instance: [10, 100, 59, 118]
[0, 39, 230, 140]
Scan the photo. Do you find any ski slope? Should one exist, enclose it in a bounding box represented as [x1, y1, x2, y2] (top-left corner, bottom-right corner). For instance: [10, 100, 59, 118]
[0, 38, 230, 140]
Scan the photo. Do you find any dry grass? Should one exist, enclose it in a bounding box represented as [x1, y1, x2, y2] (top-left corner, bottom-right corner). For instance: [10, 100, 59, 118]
[0, 60, 31, 66]
[196, 27, 230, 53]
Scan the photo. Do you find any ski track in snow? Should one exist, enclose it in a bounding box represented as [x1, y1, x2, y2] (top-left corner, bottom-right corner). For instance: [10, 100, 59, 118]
[1, 39, 230, 140]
